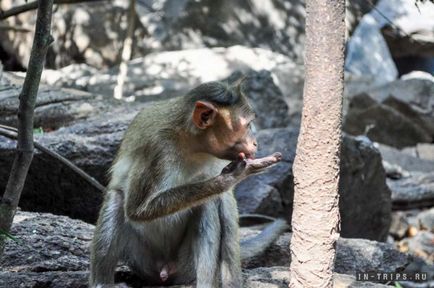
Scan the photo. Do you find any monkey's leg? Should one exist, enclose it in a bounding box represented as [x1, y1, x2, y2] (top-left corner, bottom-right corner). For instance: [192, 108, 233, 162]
[193, 201, 221, 288]
[90, 191, 124, 287]
[219, 191, 243, 287]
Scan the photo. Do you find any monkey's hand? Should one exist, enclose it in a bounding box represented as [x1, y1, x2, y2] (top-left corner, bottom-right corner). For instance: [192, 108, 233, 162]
[221, 152, 282, 181]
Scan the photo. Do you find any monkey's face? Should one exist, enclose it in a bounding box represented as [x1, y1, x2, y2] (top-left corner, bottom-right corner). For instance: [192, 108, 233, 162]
[192, 103, 257, 161]
[217, 112, 258, 161]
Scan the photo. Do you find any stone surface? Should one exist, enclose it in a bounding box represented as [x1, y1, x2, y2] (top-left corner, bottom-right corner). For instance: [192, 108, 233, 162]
[381, 0, 434, 58]
[377, 144, 434, 174]
[0, 0, 149, 69]
[0, 211, 411, 288]
[345, 14, 398, 85]
[41, 46, 303, 123]
[389, 211, 410, 239]
[344, 93, 433, 148]
[417, 208, 434, 233]
[241, 228, 414, 275]
[399, 231, 434, 263]
[388, 172, 434, 210]
[0, 72, 110, 130]
[237, 129, 391, 241]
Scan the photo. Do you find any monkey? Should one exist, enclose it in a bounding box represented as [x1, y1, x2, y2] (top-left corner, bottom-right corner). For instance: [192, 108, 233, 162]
[89, 80, 287, 288]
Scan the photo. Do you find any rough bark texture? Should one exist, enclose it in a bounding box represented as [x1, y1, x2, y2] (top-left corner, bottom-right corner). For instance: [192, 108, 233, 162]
[289, 0, 346, 287]
[0, 0, 54, 256]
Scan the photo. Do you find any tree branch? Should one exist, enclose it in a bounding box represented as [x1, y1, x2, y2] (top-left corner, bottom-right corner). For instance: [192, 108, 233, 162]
[113, 0, 136, 100]
[0, 0, 106, 20]
[0, 125, 106, 193]
[0, 0, 54, 256]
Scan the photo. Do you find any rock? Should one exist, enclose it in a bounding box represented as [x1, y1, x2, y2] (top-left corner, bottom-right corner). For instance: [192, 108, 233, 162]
[388, 172, 434, 210]
[241, 228, 413, 275]
[244, 267, 390, 287]
[344, 93, 433, 148]
[417, 208, 434, 232]
[0, 72, 111, 130]
[0, 109, 139, 223]
[44, 46, 303, 123]
[0, 211, 93, 273]
[381, 0, 434, 58]
[235, 128, 298, 218]
[237, 129, 391, 241]
[0, 211, 404, 288]
[402, 144, 434, 162]
[377, 144, 434, 174]
[136, 0, 306, 64]
[390, 211, 410, 239]
[0, 0, 149, 69]
[226, 70, 291, 129]
[345, 10, 398, 85]
[339, 135, 391, 241]
[399, 231, 434, 263]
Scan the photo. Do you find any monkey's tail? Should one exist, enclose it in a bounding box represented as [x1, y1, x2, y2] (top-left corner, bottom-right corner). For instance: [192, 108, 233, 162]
[240, 219, 288, 260]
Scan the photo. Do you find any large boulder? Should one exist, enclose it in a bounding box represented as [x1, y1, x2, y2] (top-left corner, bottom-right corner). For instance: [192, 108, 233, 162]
[1, 0, 375, 71]
[345, 0, 398, 86]
[0, 72, 112, 130]
[236, 128, 391, 241]
[0, 211, 409, 288]
[344, 76, 434, 148]
[41, 46, 303, 123]
[0, 0, 149, 69]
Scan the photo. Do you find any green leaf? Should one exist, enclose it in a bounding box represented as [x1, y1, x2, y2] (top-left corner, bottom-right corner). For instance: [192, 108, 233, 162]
[33, 127, 44, 135]
[395, 282, 403, 288]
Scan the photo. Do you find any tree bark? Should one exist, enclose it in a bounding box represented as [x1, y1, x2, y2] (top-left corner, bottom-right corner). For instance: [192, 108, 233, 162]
[289, 0, 345, 287]
[0, 0, 105, 20]
[0, 0, 54, 256]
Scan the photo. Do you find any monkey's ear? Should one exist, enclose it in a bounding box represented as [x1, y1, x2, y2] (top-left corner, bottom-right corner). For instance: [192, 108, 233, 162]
[192, 101, 217, 129]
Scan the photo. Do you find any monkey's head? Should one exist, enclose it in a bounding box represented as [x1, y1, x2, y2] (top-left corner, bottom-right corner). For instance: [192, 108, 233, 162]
[186, 80, 258, 161]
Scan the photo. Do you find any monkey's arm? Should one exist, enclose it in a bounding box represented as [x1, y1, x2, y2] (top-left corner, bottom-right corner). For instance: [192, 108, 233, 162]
[126, 153, 281, 222]
[127, 174, 233, 221]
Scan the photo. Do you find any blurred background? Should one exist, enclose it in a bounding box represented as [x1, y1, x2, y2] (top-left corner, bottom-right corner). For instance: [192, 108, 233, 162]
[0, 0, 433, 287]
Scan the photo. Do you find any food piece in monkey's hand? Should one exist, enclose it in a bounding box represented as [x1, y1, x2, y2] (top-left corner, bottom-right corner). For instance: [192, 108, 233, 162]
[222, 152, 282, 177]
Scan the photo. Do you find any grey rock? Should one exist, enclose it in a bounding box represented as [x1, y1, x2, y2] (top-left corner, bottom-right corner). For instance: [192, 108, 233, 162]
[226, 70, 291, 129]
[0, 73, 111, 130]
[45, 46, 303, 124]
[377, 144, 434, 174]
[0, 212, 403, 288]
[390, 212, 410, 239]
[339, 135, 391, 241]
[381, 0, 434, 58]
[237, 129, 391, 241]
[241, 228, 412, 276]
[345, 13, 397, 85]
[417, 208, 434, 232]
[0, 109, 140, 223]
[0, 1, 149, 69]
[399, 231, 434, 263]
[344, 93, 432, 148]
[244, 266, 390, 287]
[388, 172, 434, 210]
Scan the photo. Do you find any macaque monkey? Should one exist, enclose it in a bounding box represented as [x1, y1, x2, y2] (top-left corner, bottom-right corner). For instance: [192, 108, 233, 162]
[90, 80, 287, 288]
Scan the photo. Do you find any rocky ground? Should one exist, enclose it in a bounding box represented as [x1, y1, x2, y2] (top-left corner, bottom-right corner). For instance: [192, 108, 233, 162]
[0, 0, 433, 287]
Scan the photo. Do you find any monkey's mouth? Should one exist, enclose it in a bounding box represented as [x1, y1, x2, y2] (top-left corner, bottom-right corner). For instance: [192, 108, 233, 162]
[238, 152, 255, 160]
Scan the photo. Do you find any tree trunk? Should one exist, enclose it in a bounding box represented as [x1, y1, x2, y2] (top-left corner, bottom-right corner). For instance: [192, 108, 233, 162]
[0, 0, 54, 256]
[289, 0, 345, 287]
